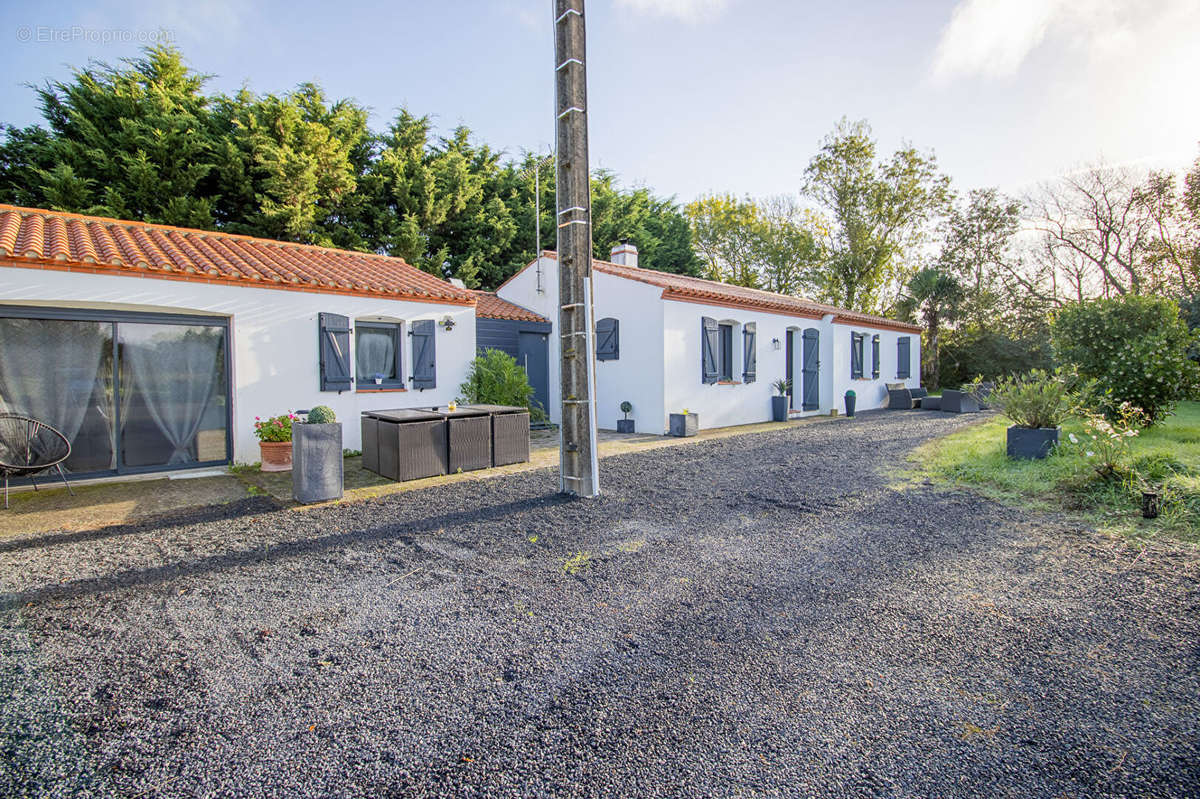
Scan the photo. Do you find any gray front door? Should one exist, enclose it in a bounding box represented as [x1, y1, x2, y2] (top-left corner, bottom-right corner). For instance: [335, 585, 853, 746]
[801, 328, 820, 411]
[518, 331, 550, 416]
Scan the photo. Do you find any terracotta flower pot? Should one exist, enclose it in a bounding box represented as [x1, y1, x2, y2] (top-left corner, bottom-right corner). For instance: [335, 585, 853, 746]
[259, 440, 293, 472]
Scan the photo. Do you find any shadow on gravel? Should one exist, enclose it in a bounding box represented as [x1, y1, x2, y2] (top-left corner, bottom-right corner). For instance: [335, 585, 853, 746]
[0, 497, 286, 556]
[0, 491, 575, 611]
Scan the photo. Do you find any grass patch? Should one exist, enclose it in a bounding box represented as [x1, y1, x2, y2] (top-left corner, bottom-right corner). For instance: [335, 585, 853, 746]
[909, 402, 1200, 544]
[560, 551, 591, 575]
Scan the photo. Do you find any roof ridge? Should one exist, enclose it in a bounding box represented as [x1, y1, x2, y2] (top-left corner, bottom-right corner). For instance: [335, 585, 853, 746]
[0, 204, 424, 268]
[535, 249, 920, 331]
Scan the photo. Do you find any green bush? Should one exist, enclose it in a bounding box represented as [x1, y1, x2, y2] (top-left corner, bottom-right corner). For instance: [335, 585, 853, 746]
[458, 349, 544, 420]
[940, 323, 1053, 388]
[1052, 296, 1200, 425]
[982, 369, 1073, 429]
[306, 405, 336, 424]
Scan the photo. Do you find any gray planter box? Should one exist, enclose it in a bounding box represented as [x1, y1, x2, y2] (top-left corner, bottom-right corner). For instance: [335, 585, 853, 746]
[292, 422, 343, 503]
[616, 419, 635, 433]
[669, 412, 698, 437]
[771, 395, 789, 422]
[1006, 425, 1060, 460]
[919, 395, 941, 411]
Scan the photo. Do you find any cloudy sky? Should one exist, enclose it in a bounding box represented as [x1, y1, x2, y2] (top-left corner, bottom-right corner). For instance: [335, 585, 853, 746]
[2, 0, 1197, 203]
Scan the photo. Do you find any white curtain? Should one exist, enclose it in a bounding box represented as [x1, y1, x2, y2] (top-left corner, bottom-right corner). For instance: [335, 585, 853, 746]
[123, 326, 222, 465]
[0, 318, 108, 450]
[356, 329, 395, 380]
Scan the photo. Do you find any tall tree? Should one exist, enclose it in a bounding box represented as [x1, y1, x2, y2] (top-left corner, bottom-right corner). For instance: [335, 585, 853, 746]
[684, 193, 823, 292]
[1028, 163, 1159, 299]
[802, 118, 952, 313]
[936, 188, 1021, 326]
[897, 268, 963, 390]
[0, 46, 218, 227]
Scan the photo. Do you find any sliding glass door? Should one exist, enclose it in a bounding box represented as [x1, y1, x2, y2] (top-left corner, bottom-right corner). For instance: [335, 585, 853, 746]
[0, 308, 231, 478]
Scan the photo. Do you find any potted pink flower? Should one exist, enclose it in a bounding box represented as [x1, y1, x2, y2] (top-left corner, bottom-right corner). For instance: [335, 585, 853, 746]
[254, 412, 296, 471]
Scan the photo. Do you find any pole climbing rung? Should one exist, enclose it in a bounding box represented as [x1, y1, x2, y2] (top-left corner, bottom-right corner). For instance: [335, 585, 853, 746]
[555, 7, 582, 23]
[557, 206, 587, 216]
[556, 58, 583, 70]
[557, 106, 585, 119]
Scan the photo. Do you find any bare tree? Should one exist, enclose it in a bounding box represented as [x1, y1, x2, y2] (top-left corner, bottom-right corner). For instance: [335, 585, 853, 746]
[1028, 163, 1158, 298]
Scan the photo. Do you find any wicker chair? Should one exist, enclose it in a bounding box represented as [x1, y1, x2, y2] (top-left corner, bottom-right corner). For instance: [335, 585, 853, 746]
[0, 414, 74, 509]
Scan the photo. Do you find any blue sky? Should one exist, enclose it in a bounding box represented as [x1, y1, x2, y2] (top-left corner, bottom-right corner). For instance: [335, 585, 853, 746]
[2, 0, 1197, 205]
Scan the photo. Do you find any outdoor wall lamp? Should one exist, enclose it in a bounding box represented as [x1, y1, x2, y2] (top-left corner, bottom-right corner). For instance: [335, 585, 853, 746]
[772, 338, 781, 350]
[439, 315, 456, 331]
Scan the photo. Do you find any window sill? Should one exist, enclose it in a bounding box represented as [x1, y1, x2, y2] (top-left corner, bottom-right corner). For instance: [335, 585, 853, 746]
[716, 380, 742, 385]
[357, 387, 408, 393]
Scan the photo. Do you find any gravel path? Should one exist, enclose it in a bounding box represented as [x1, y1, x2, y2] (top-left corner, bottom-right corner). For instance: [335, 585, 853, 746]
[1, 410, 1197, 798]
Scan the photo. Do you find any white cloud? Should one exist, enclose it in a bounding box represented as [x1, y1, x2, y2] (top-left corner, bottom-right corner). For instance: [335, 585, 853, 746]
[928, 0, 1179, 83]
[614, 0, 731, 22]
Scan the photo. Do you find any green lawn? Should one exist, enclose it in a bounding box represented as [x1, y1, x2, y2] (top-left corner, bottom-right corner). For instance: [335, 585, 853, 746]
[909, 401, 1200, 544]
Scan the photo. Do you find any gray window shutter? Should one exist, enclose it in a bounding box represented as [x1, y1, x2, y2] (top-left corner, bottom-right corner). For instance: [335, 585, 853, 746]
[897, 336, 911, 378]
[742, 322, 756, 383]
[851, 332, 863, 379]
[319, 313, 352, 392]
[871, 334, 880, 379]
[596, 317, 619, 361]
[701, 317, 719, 384]
[410, 319, 436, 389]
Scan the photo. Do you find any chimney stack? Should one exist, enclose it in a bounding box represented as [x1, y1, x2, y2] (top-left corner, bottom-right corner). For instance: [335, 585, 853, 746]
[609, 239, 638, 268]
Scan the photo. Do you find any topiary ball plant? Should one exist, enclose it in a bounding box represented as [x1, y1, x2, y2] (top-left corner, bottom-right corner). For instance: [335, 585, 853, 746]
[307, 405, 336, 424]
[620, 401, 632, 419]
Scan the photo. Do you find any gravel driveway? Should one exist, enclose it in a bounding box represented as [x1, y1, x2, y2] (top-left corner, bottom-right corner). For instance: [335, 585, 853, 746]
[2, 410, 1198, 798]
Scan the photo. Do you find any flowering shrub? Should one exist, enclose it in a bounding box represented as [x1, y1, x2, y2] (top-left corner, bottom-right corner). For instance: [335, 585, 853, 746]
[253, 412, 295, 442]
[980, 369, 1073, 429]
[1067, 402, 1146, 479]
[1052, 296, 1200, 425]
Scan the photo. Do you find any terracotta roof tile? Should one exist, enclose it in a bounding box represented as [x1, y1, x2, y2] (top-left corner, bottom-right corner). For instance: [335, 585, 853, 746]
[533, 251, 921, 333]
[471, 291, 548, 323]
[0, 204, 475, 306]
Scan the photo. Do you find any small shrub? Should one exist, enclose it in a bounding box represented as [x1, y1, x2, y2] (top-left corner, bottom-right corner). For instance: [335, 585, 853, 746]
[1066, 403, 1145, 479]
[459, 349, 544, 420]
[1052, 295, 1200, 425]
[253, 413, 295, 442]
[307, 405, 336, 424]
[982, 369, 1073, 429]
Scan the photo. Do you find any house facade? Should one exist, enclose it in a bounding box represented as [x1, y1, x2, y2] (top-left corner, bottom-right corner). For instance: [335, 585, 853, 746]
[497, 245, 922, 433]
[0, 205, 477, 479]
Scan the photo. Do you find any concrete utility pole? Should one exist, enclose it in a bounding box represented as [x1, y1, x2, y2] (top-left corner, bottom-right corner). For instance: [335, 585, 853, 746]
[553, 0, 600, 497]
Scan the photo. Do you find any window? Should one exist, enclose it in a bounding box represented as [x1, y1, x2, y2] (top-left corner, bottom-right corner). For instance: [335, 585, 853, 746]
[850, 332, 864, 378]
[596, 317, 619, 361]
[871, 334, 880, 379]
[0, 307, 231, 479]
[897, 336, 911, 378]
[719, 323, 734, 381]
[355, 321, 404, 389]
[701, 317, 743, 384]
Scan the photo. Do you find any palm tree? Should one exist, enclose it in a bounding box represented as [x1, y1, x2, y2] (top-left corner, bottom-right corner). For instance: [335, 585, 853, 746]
[898, 268, 963, 390]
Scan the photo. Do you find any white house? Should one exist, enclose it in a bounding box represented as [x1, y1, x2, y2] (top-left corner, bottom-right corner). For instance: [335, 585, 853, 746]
[497, 244, 922, 433]
[0, 204, 478, 479]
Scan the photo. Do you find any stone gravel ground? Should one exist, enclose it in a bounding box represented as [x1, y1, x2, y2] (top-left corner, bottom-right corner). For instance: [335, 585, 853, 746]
[1, 410, 1197, 798]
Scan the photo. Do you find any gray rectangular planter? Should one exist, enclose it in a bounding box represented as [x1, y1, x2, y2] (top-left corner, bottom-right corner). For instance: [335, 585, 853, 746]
[771, 395, 789, 421]
[292, 422, 343, 504]
[1006, 425, 1060, 460]
[616, 419, 635, 433]
[669, 412, 698, 437]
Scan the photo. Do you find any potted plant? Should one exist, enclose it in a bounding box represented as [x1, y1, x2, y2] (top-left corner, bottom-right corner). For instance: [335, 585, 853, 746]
[292, 405, 343, 503]
[373, 373, 384, 386]
[770, 379, 790, 422]
[844, 389, 856, 418]
[669, 409, 698, 437]
[985, 369, 1072, 460]
[254, 412, 295, 471]
[617, 401, 635, 433]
